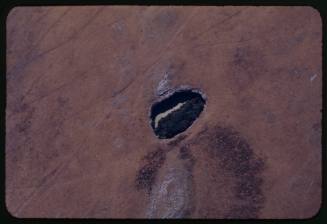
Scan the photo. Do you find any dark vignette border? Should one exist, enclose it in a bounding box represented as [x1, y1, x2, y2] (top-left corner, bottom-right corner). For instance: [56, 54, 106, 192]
[0, 0, 325, 223]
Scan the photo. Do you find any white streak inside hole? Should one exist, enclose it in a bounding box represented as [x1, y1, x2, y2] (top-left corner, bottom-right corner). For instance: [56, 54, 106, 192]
[154, 102, 186, 128]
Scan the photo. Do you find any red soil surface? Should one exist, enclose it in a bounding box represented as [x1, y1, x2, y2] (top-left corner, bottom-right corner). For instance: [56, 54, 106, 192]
[6, 6, 321, 218]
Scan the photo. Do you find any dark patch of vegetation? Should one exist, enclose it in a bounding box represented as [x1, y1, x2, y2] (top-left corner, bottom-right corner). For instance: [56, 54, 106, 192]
[179, 145, 196, 178]
[135, 148, 166, 193]
[197, 125, 266, 219]
[179, 146, 192, 160]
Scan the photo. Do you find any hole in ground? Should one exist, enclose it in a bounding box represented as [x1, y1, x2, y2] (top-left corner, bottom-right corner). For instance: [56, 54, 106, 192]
[150, 89, 206, 139]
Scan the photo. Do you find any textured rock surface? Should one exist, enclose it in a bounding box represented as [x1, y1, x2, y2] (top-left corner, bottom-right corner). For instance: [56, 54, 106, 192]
[6, 6, 321, 218]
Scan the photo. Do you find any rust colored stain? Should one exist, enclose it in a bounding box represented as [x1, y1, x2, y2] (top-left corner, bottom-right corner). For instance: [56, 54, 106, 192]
[6, 6, 321, 218]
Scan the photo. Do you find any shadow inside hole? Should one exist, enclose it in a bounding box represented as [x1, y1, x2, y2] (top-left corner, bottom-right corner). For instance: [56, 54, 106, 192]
[150, 90, 206, 139]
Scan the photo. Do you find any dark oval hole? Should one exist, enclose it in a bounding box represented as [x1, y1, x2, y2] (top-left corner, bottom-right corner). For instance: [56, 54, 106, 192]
[150, 89, 206, 139]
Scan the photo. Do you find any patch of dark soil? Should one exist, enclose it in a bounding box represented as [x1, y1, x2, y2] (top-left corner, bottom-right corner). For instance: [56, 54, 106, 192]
[135, 148, 166, 193]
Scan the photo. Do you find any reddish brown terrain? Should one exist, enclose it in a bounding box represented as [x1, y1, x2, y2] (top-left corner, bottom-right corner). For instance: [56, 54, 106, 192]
[6, 6, 322, 218]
